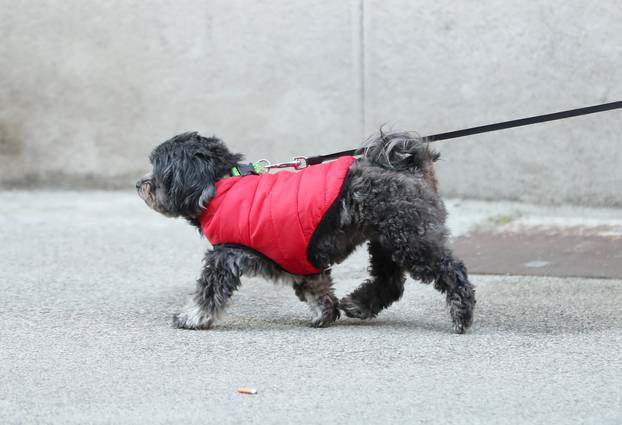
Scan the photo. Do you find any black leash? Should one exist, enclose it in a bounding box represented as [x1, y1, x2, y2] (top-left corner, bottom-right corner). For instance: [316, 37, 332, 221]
[295, 100, 622, 167]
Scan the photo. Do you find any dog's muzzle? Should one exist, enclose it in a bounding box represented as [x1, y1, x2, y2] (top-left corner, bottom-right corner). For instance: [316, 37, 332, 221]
[135, 176, 153, 202]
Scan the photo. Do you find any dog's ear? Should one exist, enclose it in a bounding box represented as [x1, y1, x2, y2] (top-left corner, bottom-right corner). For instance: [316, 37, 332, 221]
[168, 153, 218, 217]
[195, 137, 244, 179]
[197, 181, 215, 209]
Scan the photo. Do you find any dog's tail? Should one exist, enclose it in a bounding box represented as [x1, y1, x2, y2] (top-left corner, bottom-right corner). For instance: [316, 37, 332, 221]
[361, 129, 440, 190]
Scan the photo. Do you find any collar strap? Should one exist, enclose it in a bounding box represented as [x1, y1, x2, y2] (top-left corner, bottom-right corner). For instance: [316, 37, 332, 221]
[225, 162, 265, 178]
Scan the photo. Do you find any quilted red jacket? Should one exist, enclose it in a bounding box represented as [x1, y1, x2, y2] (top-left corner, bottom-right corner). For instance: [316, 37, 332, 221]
[199, 156, 355, 275]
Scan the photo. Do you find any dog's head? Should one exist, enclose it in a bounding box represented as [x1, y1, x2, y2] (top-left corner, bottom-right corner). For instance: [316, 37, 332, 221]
[136, 132, 242, 218]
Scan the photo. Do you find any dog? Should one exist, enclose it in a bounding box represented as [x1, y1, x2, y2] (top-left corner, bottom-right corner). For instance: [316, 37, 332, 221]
[137, 131, 475, 333]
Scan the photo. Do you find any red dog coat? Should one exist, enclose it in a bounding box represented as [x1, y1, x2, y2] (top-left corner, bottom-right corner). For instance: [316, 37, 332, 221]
[199, 156, 355, 275]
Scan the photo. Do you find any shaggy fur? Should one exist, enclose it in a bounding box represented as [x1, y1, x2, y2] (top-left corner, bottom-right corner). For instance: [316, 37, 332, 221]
[137, 130, 476, 333]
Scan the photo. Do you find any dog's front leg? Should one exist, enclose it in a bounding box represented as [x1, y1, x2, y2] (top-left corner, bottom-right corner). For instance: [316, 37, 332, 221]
[173, 247, 242, 330]
[293, 271, 340, 328]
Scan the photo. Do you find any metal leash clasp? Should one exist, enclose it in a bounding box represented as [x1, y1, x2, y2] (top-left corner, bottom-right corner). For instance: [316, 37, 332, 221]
[256, 156, 308, 172]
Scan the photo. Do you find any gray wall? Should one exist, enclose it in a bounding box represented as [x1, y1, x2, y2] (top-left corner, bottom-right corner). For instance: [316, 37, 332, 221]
[1, 1, 621, 205]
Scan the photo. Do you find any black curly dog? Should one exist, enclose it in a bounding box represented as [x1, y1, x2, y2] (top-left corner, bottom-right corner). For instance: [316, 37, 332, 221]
[137, 131, 475, 333]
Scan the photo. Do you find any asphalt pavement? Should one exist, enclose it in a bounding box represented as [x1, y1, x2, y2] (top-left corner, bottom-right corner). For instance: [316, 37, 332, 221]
[1, 192, 621, 424]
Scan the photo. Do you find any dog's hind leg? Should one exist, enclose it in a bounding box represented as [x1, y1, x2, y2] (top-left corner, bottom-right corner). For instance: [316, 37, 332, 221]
[407, 248, 475, 334]
[293, 271, 340, 328]
[339, 241, 406, 319]
[391, 239, 476, 334]
[368, 201, 475, 333]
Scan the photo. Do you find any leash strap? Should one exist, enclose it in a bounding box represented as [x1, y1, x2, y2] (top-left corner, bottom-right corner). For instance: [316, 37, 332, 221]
[426, 100, 622, 142]
[301, 100, 622, 167]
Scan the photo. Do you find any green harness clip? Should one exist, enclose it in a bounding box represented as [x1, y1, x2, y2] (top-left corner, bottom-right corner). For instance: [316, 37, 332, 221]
[227, 162, 266, 178]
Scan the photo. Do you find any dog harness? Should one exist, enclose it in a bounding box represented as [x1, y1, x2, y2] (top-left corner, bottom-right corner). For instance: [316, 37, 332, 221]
[199, 156, 355, 275]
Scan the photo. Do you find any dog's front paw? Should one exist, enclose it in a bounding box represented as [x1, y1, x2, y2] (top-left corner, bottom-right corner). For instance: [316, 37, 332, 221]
[172, 308, 213, 330]
[310, 298, 340, 328]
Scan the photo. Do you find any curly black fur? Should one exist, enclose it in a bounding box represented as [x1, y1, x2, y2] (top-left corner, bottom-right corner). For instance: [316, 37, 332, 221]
[137, 130, 475, 333]
[340, 241, 406, 320]
[141, 132, 243, 217]
[363, 129, 440, 172]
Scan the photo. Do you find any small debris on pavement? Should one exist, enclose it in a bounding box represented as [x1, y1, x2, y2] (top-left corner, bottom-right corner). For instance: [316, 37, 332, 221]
[237, 387, 258, 395]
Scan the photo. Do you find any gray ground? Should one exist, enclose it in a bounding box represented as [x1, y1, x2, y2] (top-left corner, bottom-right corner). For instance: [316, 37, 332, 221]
[1, 192, 621, 424]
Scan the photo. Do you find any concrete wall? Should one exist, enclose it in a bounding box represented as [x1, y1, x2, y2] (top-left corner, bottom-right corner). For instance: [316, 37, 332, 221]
[1, 1, 621, 205]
